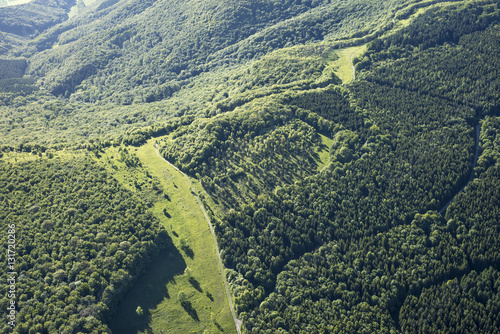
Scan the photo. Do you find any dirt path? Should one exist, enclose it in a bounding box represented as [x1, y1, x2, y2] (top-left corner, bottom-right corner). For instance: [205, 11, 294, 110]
[350, 52, 356, 81]
[439, 124, 481, 215]
[155, 144, 242, 334]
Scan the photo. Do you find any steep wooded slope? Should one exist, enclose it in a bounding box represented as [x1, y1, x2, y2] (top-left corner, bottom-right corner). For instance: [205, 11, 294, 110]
[25, 0, 410, 101]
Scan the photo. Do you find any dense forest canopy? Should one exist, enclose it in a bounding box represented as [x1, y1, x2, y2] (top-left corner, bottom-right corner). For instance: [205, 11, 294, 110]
[1, 0, 500, 333]
[0, 0, 75, 38]
[23, 0, 411, 100]
[0, 156, 171, 333]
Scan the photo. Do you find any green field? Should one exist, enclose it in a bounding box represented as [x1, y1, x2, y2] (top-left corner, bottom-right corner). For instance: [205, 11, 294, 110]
[317, 134, 333, 172]
[68, 0, 99, 18]
[333, 45, 368, 83]
[101, 139, 235, 334]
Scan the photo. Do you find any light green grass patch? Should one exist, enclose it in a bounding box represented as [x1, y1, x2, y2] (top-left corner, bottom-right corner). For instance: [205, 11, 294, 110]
[333, 44, 367, 84]
[68, 5, 79, 18]
[393, 1, 460, 31]
[103, 138, 235, 334]
[317, 133, 333, 172]
[396, 6, 429, 28]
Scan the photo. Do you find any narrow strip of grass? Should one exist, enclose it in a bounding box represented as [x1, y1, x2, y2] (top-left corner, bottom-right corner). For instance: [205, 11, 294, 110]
[1, 149, 83, 164]
[317, 133, 333, 172]
[103, 138, 235, 334]
[391, 1, 460, 33]
[333, 45, 367, 84]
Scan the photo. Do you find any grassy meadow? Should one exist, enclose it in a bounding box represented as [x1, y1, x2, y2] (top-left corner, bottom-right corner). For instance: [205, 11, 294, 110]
[333, 45, 368, 83]
[99, 139, 235, 334]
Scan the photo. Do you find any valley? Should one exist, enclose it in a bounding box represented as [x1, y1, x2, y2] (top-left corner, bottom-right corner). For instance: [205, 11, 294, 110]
[1, 0, 500, 333]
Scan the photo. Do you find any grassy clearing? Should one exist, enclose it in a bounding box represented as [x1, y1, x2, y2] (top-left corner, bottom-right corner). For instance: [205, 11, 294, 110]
[333, 44, 367, 84]
[102, 138, 235, 334]
[317, 133, 333, 172]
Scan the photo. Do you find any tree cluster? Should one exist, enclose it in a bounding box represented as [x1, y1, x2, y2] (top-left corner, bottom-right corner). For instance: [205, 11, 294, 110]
[24, 0, 412, 101]
[207, 3, 500, 332]
[0, 157, 171, 333]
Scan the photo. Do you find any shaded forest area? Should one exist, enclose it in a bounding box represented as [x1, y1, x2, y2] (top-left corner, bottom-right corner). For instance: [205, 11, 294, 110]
[0, 157, 173, 333]
[203, 2, 500, 332]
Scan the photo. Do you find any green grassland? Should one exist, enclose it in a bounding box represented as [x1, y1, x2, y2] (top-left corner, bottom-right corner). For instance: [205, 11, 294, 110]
[98, 139, 235, 334]
[395, 5, 431, 28]
[317, 134, 333, 172]
[333, 45, 368, 83]
[0, 148, 176, 333]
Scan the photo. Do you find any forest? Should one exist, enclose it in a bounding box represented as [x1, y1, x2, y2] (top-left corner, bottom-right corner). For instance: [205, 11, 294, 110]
[210, 2, 500, 333]
[0, 0, 500, 333]
[0, 155, 171, 333]
[23, 0, 411, 101]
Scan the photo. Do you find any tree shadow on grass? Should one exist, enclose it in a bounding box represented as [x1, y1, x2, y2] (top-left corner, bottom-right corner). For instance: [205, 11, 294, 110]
[181, 244, 194, 259]
[213, 319, 224, 332]
[108, 242, 186, 334]
[188, 276, 202, 292]
[181, 300, 199, 322]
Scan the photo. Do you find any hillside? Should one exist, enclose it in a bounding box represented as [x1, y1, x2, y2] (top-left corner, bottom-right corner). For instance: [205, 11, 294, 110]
[1, 0, 500, 333]
[24, 0, 407, 100]
[0, 0, 74, 54]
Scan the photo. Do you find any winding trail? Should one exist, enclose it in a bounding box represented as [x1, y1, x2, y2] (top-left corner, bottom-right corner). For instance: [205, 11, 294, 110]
[439, 124, 481, 215]
[155, 144, 242, 334]
[350, 52, 356, 81]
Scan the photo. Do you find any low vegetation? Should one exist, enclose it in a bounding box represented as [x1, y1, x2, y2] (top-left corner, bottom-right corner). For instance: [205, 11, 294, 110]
[100, 140, 235, 333]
